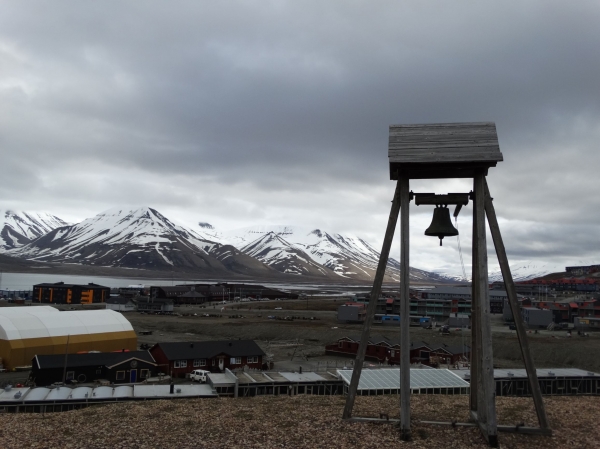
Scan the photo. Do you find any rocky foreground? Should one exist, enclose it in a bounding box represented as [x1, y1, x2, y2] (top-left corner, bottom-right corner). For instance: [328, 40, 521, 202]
[1, 395, 597, 448]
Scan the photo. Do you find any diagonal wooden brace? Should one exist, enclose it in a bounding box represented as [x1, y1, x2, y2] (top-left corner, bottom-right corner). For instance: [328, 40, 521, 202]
[342, 180, 402, 419]
[483, 179, 550, 432]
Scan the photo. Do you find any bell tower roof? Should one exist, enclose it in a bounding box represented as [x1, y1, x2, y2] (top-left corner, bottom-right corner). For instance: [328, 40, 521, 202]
[389, 122, 503, 180]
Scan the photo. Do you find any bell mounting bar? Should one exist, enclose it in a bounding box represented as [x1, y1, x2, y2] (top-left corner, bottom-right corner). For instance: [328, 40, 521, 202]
[412, 192, 471, 206]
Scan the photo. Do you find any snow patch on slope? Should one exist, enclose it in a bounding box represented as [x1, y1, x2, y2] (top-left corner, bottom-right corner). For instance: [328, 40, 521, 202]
[0, 210, 69, 251]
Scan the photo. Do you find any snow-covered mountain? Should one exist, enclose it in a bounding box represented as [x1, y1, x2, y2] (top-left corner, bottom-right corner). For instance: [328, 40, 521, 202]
[433, 262, 565, 284]
[5, 208, 461, 283]
[0, 210, 68, 251]
[240, 231, 336, 278]
[488, 263, 566, 283]
[7, 207, 275, 276]
[203, 224, 456, 283]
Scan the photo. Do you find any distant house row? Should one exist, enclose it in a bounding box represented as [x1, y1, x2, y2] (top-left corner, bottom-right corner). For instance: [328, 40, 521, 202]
[517, 277, 600, 292]
[504, 297, 600, 326]
[30, 339, 266, 386]
[325, 335, 470, 366]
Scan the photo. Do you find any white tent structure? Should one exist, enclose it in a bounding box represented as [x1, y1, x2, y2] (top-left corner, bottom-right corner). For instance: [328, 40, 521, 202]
[0, 307, 137, 370]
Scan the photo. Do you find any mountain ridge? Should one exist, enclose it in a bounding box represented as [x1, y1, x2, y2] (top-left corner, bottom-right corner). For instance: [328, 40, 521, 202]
[0, 210, 68, 251]
[2, 207, 488, 283]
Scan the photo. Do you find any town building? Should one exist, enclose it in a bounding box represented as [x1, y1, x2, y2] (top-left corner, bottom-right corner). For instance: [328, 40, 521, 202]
[149, 283, 298, 303]
[565, 265, 600, 276]
[149, 286, 193, 301]
[32, 282, 110, 304]
[324, 335, 470, 366]
[215, 283, 298, 300]
[518, 277, 600, 293]
[521, 307, 553, 329]
[420, 286, 510, 313]
[116, 285, 148, 297]
[178, 290, 207, 305]
[350, 287, 513, 323]
[337, 303, 366, 323]
[105, 296, 136, 312]
[137, 297, 174, 313]
[574, 317, 600, 331]
[31, 350, 157, 386]
[0, 307, 137, 370]
[150, 340, 265, 378]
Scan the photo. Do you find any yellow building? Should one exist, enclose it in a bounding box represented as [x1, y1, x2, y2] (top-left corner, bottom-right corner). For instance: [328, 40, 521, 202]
[0, 307, 137, 370]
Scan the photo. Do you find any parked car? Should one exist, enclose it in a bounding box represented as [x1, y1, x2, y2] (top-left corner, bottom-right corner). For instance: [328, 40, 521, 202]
[274, 307, 282, 310]
[190, 369, 210, 383]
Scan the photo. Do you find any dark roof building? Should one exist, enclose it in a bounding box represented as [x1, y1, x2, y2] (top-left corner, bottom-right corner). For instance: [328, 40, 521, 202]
[31, 351, 157, 386]
[325, 335, 470, 367]
[178, 291, 207, 304]
[33, 282, 110, 305]
[151, 340, 266, 378]
[105, 296, 136, 312]
[137, 297, 174, 313]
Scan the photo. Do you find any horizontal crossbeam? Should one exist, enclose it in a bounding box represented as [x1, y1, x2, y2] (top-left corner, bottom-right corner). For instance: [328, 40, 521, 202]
[413, 192, 470, 206]
[347, 417, 552, 436]
[421, 420, 552, 436]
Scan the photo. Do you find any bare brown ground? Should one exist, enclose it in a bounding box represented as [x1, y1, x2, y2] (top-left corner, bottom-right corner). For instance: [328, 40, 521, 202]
[0, 395, 598, 448]
[127, 300, 600, 373]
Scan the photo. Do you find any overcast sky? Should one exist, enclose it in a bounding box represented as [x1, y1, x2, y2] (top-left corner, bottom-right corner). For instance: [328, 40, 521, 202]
[1, 1, 599, 276]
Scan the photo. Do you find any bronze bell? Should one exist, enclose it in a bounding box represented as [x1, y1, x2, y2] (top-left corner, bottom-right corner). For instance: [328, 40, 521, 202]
[425, 206, 458, 246]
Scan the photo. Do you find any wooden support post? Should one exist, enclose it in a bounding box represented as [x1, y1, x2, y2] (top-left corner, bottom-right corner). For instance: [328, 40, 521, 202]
[483, 179, 551, 432]
[473, 171, 498, 447]
[470, 193, 479, 414]
[342, 180, 402, 419]
[399, 177, 411, 441]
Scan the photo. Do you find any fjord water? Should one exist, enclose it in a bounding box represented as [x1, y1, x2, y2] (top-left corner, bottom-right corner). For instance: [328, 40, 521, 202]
[0, 272, 168, 290]
[0, 272, 365, 294]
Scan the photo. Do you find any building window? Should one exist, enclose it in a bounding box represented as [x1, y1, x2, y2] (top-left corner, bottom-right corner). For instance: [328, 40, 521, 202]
[181, 360, 187, 368]
[96, 369, 102, 375]
[140, 369, 150, 379]
[247, 356, 258, 364]
[338, 341, 343, 348]
[230, 357, 241, 365]
[174, 360, 187, 368]
[193, 359, 206, 367]
[66, 371, 75, 381]
[116, 371, 125, 381]
[212, 359, 215, 366]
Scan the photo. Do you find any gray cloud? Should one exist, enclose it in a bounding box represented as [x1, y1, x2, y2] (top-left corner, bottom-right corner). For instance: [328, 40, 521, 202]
[1, 1, 599, 274]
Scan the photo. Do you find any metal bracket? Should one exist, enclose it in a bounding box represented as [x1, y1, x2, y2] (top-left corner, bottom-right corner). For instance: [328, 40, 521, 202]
[414, 192, 470, 206]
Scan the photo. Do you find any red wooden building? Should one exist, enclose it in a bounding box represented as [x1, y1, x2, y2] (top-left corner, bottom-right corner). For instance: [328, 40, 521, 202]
[325, 335, 469, 366]
[150, 340, 265, 378]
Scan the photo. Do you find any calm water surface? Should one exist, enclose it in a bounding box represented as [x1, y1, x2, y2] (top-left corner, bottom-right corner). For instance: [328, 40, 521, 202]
[0, 272, 367, 294]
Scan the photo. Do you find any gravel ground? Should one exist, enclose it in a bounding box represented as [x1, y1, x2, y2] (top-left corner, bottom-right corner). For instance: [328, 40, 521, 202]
[0, 395, 597, 448]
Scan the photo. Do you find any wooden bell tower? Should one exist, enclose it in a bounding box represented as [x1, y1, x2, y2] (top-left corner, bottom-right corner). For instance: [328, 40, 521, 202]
[342, 122, 551, 446]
